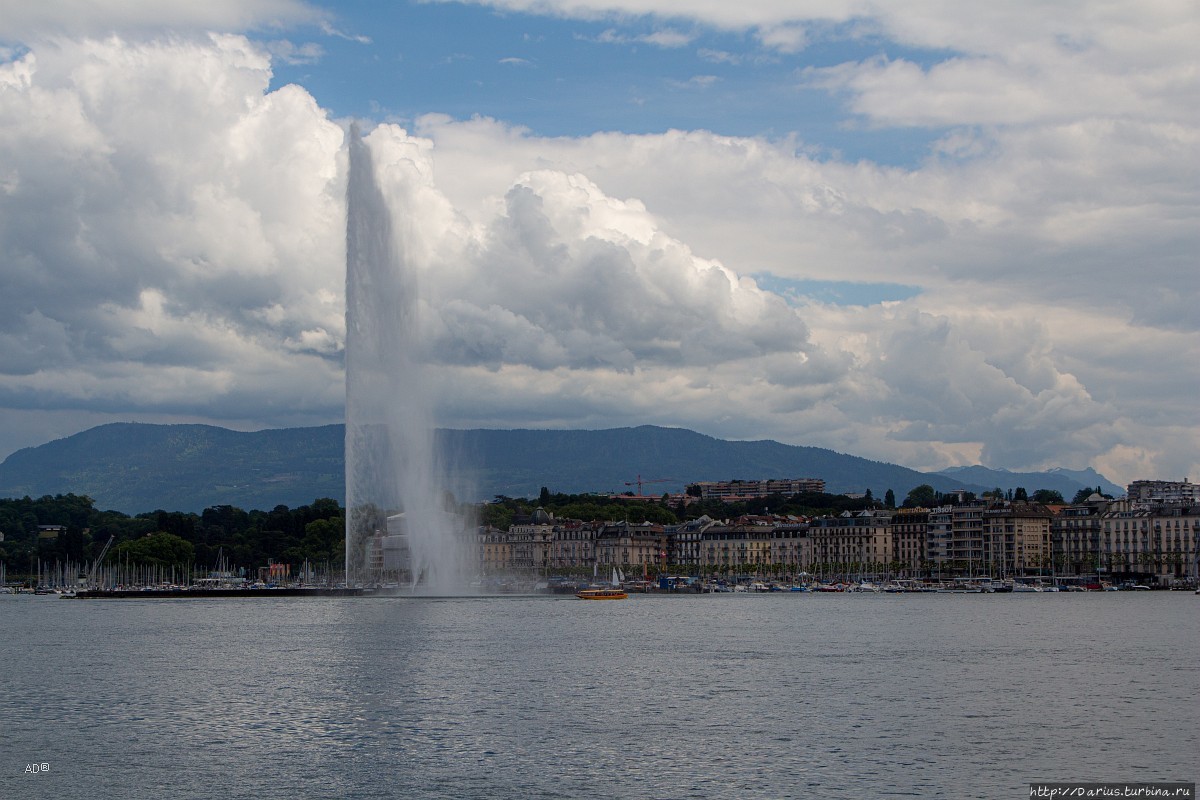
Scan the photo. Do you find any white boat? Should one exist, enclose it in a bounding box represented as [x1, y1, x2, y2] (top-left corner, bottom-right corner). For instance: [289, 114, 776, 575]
[936, 579, 984, 593]
[884, 580, 931, 593]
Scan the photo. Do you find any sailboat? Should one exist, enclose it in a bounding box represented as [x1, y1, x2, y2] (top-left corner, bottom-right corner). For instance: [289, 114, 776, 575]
[576, 565, 628, 600]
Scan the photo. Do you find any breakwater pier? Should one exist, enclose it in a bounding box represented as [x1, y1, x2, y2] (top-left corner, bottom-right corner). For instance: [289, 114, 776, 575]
[66, 587, 364, 599]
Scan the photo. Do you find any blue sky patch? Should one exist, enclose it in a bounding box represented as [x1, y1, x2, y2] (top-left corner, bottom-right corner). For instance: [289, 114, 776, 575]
[752, 274, 922, 306]
[263, 1, 956, 167]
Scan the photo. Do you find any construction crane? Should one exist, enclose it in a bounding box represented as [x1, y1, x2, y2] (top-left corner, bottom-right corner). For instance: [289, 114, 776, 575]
[624, 475, 675, 496]
[87, 535, 115, 589]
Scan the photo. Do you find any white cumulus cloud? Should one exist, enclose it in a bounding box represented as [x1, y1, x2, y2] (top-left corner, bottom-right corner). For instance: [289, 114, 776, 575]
[0, 22, 1196, 487]
[0, 0, 321, 41]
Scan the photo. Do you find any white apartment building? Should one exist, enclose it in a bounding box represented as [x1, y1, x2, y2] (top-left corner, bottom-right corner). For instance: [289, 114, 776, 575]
[689, 477, 826, 501]
[1126, 480, 1200, 506]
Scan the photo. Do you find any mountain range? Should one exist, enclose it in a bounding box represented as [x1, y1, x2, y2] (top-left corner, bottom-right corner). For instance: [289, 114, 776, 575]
[0, 423, 1122, 515]
[934, 465, 1122, 500]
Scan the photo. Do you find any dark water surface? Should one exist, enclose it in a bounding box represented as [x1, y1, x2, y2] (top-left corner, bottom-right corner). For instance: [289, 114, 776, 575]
[2, 593, 1196, 799]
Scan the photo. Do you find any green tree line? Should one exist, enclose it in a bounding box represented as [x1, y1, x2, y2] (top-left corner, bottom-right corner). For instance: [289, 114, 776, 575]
[0, 494, 344, 579]
[484, 487, 888, 530]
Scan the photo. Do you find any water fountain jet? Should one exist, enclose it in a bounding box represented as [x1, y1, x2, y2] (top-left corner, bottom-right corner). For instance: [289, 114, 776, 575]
[344, 124, 472, 593]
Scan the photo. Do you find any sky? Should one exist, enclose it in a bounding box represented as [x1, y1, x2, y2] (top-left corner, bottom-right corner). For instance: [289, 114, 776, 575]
[0, 0, 1197, 487]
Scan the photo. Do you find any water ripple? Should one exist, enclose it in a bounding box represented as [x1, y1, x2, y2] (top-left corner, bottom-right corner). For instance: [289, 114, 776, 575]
[0, 593, 1195, 799]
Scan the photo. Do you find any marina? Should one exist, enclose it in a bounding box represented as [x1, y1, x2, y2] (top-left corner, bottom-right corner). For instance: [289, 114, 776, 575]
[6, 569, 1186, 599]
[8, 572, 1184, 599]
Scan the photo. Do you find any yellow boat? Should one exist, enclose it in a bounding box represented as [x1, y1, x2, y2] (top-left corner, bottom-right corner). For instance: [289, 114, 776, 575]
[575, 587, 628, 600]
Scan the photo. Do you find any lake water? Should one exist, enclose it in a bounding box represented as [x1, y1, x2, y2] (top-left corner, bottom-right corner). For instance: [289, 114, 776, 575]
[2, 592, 1196, 799]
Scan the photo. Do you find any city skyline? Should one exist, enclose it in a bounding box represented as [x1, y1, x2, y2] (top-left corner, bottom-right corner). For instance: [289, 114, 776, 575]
[0, 0, 1197, 486]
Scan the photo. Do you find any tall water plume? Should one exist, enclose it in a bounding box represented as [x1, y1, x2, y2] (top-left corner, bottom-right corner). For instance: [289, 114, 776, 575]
[344, 124, 471, 592]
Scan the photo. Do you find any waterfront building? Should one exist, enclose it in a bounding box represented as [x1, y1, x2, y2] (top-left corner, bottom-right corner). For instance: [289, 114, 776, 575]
[477, 525, 511, 575]
[1052, 495, 1111, 577]
[769, 520, 811, 573]
[688, 477, 826, 501]
[594, 521, 666, 572]
[981, 502, 1052, 577]
[926, 505, 953, 567]
[550, 519, 599, 569]
[1100, 500, 1152, 577]
[361, 515, 414, 582]
[698, 521, 775, 574]
[948, 502, 987, 575]
[1150, 505, 1200, 582]
[808, 510, 893, 576]
[366, 530, 385, 575]
[1100, 500, 1200, 584]
[670, 515, 719, 570]
[889, 508, 928, 574]
[508, 507, 555, 571]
